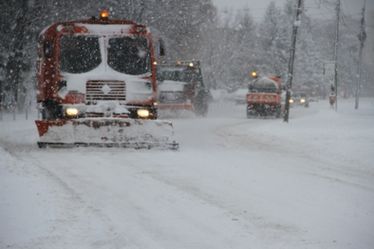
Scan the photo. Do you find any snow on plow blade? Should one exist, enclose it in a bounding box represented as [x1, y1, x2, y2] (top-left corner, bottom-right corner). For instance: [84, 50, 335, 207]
[35, 118, 179, 150]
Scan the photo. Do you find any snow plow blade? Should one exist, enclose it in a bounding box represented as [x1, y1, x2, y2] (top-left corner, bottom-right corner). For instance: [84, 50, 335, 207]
[35, 118, 179, 150]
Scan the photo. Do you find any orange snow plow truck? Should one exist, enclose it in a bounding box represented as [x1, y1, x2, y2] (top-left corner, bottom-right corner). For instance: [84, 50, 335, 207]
[157, 61, 209, 116]
[246, 75, 283, 118]
[35, 10, 178, 149]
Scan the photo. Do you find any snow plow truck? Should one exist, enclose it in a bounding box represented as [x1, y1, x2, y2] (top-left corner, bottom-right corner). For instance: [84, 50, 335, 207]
[246, 75, 283, 118]
[156, 61, 209, 116]
[35, 10, 178, 149]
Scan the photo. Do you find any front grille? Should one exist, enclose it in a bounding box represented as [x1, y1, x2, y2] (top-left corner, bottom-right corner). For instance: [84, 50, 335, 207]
[86, 80, 126, 103]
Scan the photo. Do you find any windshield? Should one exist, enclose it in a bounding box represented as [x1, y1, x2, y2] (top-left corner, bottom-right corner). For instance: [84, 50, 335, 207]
[157, 67, 200, 83]
[60, 36, 101, 73]
[250, 78, 278, 93]
[108, 36, 150, 75]
[294, 93, 306, 98]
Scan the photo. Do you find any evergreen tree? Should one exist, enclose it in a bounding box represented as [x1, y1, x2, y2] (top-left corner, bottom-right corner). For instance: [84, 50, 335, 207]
[257, 1, 289, 76]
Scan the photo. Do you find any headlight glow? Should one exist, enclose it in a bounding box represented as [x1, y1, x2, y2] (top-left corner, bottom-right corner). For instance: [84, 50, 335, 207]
[65, 107, 79, 117]
[137, 109, 150, 118]
[300, 98, 306, 103]
[289, 99, 294, 104]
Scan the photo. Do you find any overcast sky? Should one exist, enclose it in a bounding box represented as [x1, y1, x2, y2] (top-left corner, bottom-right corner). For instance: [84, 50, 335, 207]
[212, 0, 286, 20]
[212, 0, 374, 22]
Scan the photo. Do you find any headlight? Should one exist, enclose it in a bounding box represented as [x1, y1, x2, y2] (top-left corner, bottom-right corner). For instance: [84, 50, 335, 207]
[137, 109, 150, 118]
[289, 99, 294, 104]
[65, 107, 79, 117]
[300, 98, 306, 103]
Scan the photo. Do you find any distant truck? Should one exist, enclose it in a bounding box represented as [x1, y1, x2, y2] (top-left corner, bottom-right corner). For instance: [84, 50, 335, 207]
[246, 75, 283, 118]
[157, 61, 209, 116]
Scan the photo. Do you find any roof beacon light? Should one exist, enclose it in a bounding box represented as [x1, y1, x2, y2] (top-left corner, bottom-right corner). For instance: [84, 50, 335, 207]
[251, 71, 258, 78]
[100, 10, 109, 20]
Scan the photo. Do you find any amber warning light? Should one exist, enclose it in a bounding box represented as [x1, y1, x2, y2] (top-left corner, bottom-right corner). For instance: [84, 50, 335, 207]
[100, 10, 109, 20]
[250, 71, 258, 78]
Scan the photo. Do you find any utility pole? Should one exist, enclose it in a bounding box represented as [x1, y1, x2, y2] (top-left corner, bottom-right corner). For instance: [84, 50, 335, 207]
[332, 0, 341, 111]
[283, 0, 303, 122]
[355, 0, 367, 110]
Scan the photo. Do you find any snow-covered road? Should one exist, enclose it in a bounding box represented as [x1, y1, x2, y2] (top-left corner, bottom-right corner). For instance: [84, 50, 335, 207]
[1, 98, 374, 249]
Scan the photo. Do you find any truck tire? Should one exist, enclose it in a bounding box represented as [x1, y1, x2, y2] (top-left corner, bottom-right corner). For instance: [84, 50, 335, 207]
[194, 91, 209, 117]
[41, 100, 63, 120]
[275, 105, 281, 118]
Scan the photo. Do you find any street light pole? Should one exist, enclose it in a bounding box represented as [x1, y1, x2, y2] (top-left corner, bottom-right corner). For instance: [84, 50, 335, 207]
[333, 0, 341, 111]
[283, 0, 303, 122]
[355, 0, 367, 110]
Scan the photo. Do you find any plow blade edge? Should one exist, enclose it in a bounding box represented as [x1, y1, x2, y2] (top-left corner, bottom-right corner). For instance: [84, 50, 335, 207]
[35, 118, 178, 150]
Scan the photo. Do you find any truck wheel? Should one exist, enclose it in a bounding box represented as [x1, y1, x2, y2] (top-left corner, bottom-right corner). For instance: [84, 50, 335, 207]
[42, 100, 63, 120]
[275, 105, 281, 118]
[193, 92, 209, 117]
[195, 105, 208, 117]
[246, 105, 253, 119]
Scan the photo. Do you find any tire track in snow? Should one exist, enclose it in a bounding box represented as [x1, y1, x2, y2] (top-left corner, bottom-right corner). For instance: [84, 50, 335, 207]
[0, 142, 130, 249]
[212, 118, 374, 192]
[139, 168, 303, 244]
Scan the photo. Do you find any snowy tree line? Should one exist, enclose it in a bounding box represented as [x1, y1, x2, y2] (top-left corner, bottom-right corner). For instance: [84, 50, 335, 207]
[200, 0, 373, 98]
[0, 0, 215, 111]
[0, 0, 372, 111]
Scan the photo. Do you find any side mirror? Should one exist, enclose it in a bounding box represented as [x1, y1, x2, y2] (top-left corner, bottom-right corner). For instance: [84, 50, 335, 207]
[159, 39, 165, 57]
